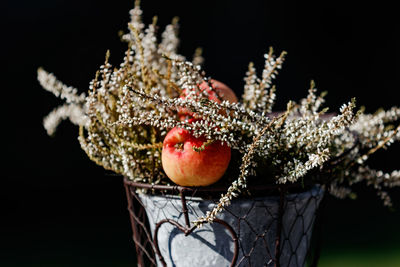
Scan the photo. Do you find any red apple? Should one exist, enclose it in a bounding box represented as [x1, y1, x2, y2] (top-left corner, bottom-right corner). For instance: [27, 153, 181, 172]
[178, 79, 238, 120]
[201, 79, 238, 104]
[162, 127, 231, 186]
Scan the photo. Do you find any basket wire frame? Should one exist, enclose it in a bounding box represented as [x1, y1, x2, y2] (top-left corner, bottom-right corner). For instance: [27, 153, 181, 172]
[124, 178, 326, 267]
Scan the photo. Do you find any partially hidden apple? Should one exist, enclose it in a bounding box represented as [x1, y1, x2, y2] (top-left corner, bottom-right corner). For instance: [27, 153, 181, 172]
[178, 79, 238, 120]
[200, 79, 238, 104]
[162, 127, 231, 186]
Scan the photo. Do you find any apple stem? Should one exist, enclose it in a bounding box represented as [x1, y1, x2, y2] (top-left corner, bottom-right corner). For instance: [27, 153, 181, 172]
[174, 142, 184, 150]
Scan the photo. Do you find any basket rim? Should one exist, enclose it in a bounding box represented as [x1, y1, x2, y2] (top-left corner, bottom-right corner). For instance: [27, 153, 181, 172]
[135, 184, 324, 203]
[123, 176, 307, 194]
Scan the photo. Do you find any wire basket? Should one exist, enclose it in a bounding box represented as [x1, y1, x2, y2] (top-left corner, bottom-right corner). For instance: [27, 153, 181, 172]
[124, 178, 325, 267]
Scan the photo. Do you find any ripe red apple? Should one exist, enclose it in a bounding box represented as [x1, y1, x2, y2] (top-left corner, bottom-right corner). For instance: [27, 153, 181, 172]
[178, 79, 238, 120]
[162, 127, 231, 186]
[201, 79, 238, 104]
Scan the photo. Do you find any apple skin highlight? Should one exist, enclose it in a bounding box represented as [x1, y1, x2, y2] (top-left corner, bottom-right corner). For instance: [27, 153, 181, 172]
[161, 127, 231, 187]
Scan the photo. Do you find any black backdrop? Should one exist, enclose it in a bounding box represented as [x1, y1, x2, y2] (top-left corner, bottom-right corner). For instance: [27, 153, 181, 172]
[3, 0, 400, 266]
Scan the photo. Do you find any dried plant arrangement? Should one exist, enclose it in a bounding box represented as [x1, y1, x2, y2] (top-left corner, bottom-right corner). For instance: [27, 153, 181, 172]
[39, 1, 400, 228]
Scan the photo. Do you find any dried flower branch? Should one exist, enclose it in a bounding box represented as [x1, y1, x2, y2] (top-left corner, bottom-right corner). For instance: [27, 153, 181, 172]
[194, 108, 291, 227]
[39, 2, 400, 227]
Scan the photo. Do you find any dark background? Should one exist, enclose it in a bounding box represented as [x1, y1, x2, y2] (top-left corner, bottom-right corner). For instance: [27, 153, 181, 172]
[3, 0, 400, 266]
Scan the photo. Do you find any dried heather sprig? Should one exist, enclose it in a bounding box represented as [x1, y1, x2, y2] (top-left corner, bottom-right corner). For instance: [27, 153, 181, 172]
[38, 68, 86, 104]
[43, 104, 87, 136]
[242, 48, 286, 113]
[39, 2, 400, 228]
[194, 113, 285, 227]
[349, 166, 400, 207]
[38, 68, 89, 135]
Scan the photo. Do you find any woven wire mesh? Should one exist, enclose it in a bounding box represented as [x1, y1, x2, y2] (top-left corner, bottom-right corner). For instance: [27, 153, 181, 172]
[124, 178, 325, 267]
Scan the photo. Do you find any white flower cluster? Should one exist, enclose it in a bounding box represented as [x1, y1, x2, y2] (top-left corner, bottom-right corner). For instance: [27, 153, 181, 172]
[39, 2, 400, 226]
[39, 2, 193, 184]
[38, 68, 89, 135]
[242, 48, 285, 113]
[350, 166, 400, 207]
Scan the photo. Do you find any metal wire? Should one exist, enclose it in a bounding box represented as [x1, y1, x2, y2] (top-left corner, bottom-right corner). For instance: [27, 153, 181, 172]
[122, 126, 358, 266]
[124, 179, 325, 267]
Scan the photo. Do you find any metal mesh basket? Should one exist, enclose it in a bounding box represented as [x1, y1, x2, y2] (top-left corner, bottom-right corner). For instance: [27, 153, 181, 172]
[124, 179, 325, 267]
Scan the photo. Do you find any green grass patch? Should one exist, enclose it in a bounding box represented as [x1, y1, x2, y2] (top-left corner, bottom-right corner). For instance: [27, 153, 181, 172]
[319, 247, 400, 267]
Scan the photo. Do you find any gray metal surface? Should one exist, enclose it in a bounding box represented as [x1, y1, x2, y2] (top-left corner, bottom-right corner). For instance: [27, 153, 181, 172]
[139, 185, 324, 267]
